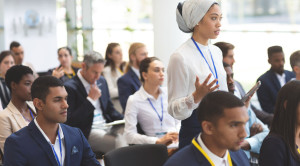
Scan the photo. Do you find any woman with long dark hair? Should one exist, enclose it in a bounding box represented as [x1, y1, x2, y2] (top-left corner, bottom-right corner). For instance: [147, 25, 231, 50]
[259, 80, 300, 165]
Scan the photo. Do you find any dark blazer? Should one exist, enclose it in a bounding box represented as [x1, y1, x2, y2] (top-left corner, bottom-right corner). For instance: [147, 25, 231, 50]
[117, 67, 141, 112]
[3, 121, 100, 166]
[257, 69, 295, 114]
[64, 75, 123, 139]
[259, 134, 300, 166]
[48, 66, 79, 83]
[234, 81, 273, 126]
[164, 139, 250, 166]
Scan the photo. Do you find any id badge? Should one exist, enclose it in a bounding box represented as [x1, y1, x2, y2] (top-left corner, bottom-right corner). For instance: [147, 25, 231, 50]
[155, 132, 167, 138]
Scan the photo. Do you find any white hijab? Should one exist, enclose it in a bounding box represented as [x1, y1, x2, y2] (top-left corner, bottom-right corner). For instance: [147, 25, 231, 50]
[176, 0, 218, 33]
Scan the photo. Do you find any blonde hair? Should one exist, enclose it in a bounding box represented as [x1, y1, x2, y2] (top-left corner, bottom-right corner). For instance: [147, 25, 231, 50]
[125, 42, 146, 73]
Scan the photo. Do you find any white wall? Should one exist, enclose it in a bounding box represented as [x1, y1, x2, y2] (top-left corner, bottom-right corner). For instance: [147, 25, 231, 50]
[3, 0, 58, 72]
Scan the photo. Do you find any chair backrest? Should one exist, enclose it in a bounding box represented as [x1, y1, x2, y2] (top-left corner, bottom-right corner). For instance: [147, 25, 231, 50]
[104, 144, 168, 166]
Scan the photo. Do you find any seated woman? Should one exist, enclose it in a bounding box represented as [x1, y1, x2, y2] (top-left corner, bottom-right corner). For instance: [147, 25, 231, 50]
[48, 47, 79, 82]
[259, 80, 300, 165]
[124, 57, 179, 146]
[0, 51, 15, 109]
[102, 43, 125, 113]
[0, 65, 36, 152]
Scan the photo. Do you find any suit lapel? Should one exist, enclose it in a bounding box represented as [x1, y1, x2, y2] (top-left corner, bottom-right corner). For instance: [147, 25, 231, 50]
[129, 68, 141, 88]
[191, 144, 212, 166]
[269, 70, 281, 90]
[61, 125, 70, 166]
[7, 102, 28, 129]
[28, 121, 58, 166]
[74, 76, 88, 97]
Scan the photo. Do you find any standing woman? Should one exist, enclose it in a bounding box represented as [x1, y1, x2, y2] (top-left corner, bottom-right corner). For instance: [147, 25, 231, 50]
[49, 47, 79, 83]
[103, 43, 126, 113]
[259, 81, 300, 165]
[168, 0, 227, 148]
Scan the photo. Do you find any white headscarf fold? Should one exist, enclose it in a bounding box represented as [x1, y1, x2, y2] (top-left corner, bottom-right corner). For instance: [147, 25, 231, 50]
[176, 0, 218, 33]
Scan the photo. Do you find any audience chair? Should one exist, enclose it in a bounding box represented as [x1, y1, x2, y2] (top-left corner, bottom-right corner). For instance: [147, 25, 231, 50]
[104, 144, 168, 166]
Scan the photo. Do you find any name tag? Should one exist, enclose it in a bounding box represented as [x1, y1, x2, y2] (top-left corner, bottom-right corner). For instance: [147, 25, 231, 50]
[155, 132, 167, 138]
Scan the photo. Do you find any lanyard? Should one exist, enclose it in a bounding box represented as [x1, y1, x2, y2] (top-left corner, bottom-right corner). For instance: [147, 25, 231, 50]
[51, 129, 63, 166]
[192, 138, 232, 166]
[298, 148, 300, 154]
[147, 97, 164, 128]
[22, 108, 35, 122]
[191, 37, 218, 85]
[28, 108, 34, 119]
[65, 68, 75, 79]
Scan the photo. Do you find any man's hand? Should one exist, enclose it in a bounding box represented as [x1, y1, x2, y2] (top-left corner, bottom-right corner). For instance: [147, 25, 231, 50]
[88, 84, 101, 100]
[156, 132, 179, 146]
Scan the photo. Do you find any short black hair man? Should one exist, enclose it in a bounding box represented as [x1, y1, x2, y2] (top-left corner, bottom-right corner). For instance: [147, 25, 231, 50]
[256, 46, 295, 114]
[164, 91, 250, 166]
[4, 76, 100, 166]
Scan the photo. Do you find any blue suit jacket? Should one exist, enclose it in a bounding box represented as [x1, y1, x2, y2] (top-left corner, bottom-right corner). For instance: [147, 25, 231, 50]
[117, 67, 141, 112]
[259, 134, 300, 166]
[164, 140, 250, 166]
[64, 75, 123, 139]
[3, 121, 100, 166]
[257, 69, 295, 114]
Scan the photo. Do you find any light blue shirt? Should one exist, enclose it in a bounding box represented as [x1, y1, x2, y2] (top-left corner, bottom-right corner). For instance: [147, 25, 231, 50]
[244, 107, 269, 159]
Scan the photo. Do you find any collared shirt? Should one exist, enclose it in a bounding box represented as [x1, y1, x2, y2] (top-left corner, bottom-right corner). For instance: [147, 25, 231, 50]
[167, 39, 228, 120]
[34, 118, 65, 166]
[197, 133, 229, 166]
[124, 86, 180, 144]
[77, 70, 106, 129]
[131, 66, 140, 79]
[276, 73, 286, 87]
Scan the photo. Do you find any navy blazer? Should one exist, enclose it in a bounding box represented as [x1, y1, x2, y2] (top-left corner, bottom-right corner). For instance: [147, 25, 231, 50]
[117, 67, 141, 112]
[3, 121, 100, 166]
[259, 134, 300, 166]
[257, 69, 295, 114]
[164, 140, 250, 166]
[64, 75, 123, 139]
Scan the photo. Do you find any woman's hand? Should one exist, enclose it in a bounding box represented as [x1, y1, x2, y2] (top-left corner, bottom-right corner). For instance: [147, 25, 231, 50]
[156, 132, 179, 146]
[52, 66, 64, 78]
[192, 74, 219, 103]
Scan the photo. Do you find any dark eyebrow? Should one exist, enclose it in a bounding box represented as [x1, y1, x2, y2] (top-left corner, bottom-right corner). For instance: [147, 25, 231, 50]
[210, 13, 222, 16]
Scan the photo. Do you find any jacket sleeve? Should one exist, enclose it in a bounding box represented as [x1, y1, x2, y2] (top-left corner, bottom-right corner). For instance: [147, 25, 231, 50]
[117, 77, 131, 112]
[4, 135, 27, 166]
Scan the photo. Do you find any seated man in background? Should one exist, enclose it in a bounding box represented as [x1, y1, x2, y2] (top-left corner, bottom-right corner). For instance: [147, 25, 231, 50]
[64, 51, 124, 153]
[224, 62, 269, 163]
[117, 42, 148, 112]
[289, 50, 300, 81]
[124, 57, 179, 146]
[256, 46, 294, 114]
[215, 41, 273, 126]
[0, 65, 35, 152]
[4, 76, 100, 166]
[164, 91, 250, 166]
[9, 41, 38, 78]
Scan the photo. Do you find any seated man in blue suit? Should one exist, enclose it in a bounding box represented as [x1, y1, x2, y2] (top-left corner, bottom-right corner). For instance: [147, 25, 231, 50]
[257, 46, 295, 114]
[117, 42, 148, 112]
[4, 76, 100, 166]
[164, 91, 250, 166]
[64, 51, 123, 153]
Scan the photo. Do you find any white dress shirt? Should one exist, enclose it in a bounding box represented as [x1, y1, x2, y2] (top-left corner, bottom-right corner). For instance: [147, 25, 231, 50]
[77, 70, 106, 129]
[34, 119, 65, 166]
[167, 39, 228, 120]
[276, 73, 286, 87]
[124, 86, 180, 144]
[103, 66, 123, 98]
[197, 133, 229, 166]
[131, 66, 140, 79]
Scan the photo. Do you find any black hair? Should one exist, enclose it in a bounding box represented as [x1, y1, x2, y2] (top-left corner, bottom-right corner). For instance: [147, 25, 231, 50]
[31, 76, 64, 102]
[57, 46, 72, 56]
[214, 42, 235, 58]
[9, 41, 21, 50]
[270, 80, 300, 161]
[5, 65, 33, 91]
[268, 46, 283, 59]
[139, 57, 160, 82]
[197, 91, 244, 125]
[0, 51, 13, 63]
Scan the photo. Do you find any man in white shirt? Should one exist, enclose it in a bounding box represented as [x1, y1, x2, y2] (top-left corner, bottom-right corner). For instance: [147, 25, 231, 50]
[256, 46, 295, 114]
[64, 51, 124, 153]
[164, 91, 250, 166]
[4, 76, 100, 166]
